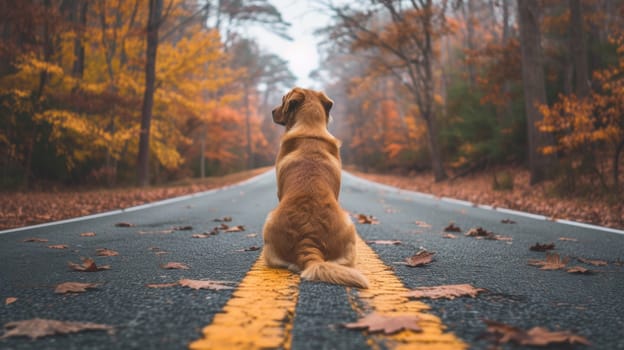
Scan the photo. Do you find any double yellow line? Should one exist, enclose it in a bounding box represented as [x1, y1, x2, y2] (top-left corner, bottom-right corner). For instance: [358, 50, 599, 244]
[189, 236, 466, 350]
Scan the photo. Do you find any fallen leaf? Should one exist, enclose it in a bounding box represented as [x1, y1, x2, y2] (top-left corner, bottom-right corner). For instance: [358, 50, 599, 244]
[218, 223, 229, 230]
[224, 225, 245, 233]
[530, 242, 555, 252]
[173, 225, 193, 231]
[213, 216, 232, 222]
[367, 240, 402, 245]
[577, 257, 608, 266]
[566, 266, 592, 274]
[444, 223, 461, 232]
[465, 227, 492, 238]
[115, 222, 134, 227]
[68, 258, 111, 272]
[500, 218, 516, 224]
[528, 252, 570, 270]
[246, 233, 258, 238]
[55, 282, 100, 294]
[80, 232, 96, 237]
[414, 220, 431, 228]
[484, 320, 590, 346]
[403, 249, 435, 267]
[146, 282, 178, 288]
[235, 246, 260, 252]
[442, 233, 457, 239]
[0, 318, 113, 340]
[192, 233, 211, 238]
[357, 214, 379, 225]
[343, 313, 421, 335]
[5, 297, 17, 305]
[96, 248, 119, 257]
[137, 229, 174, 235]
[406, 284, 486, 299]
[161, 262, 190, 270]
[23, 237, 48, 243]
[558, 236, 578, 242]
[178, 279, 234, 290]
[48, 244, 68, 249]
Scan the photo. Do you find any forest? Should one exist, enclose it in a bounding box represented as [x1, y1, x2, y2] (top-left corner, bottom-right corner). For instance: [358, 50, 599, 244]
[1, 0, 623, 200]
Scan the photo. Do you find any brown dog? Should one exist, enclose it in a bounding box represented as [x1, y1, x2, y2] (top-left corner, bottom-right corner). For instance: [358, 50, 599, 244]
[262, 87, 369, 289]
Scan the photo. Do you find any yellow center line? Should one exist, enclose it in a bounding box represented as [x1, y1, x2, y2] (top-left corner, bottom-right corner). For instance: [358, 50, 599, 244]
[188, 253, 300, 350]
[350, 235, 468, 350]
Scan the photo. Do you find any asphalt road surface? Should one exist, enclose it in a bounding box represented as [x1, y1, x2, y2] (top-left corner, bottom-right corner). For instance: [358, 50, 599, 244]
[1, 170, 623, 349]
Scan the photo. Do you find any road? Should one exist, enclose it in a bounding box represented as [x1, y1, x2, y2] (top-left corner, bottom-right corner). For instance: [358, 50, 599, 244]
[1, 170, 623, 349]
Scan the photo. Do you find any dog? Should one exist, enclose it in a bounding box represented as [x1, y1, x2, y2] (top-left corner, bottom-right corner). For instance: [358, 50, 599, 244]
[262, 87, 369, 289]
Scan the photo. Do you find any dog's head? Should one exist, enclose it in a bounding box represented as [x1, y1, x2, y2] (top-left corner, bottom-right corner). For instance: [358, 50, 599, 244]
[272, 87, 333, 130]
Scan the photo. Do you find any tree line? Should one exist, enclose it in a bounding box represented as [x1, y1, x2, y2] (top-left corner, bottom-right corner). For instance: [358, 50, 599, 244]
[0, 0, 294, 188]
[317, 0, 624, 196]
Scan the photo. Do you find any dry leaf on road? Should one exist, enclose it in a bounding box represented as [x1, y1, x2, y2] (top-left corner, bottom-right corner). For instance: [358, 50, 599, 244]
[343, 313, 422, 335]
[406, 284, 486, 299]
[224, 225, 245, 233]
[115, 222, 134, 227]
[235, 246, 260, 252]
[576, 257, 608, 266]
[500, 219, 516, 224]
[558, 236, 578, 242]
[484, 320, 590, 346]
[528, 252, 570, 270]
[444, 223, 461, 232]
[23, 237, 48, 243]
[80, 232, 96, 237]
[213, 216, 232, 222]
[173, 225, 193, 231]
[178, 279, 234, 290]
[5, 297, 17, 305]
[402, 249, 435, 267]
[55, 282, 100, 294]
[357, 214, 379, 225]
[414, 220, 432, 228]
[68, 258, 110, 272]
[566, 266, 592, 274]
[442, 233, 458, 239]
[161, 262, 190, 270]
[48, 244, 68, 249]
[530, 242, 555, 252]
[0, 318, 113, 340]
[96, 248, 119, 257]
[367, 240, 402, 245]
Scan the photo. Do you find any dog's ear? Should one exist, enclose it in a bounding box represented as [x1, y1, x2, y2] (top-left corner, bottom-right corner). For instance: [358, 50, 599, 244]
[318, 91, 333, 116]
[273, 88, 305, 126]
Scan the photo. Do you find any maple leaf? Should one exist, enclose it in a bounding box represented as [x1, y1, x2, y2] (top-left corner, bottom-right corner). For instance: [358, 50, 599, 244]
[576, 257, 608, 266]
[246, 233, 258, 238]
[484, 320, 590, 346]
[367, 240, 402, 245]
[357, 214, 379, 225]
[343, 313, 422, 334]
[442, 233, 457, 239]
[530, 242, 555, 252]
[178, 279, 234, 290]
[115, 222, 134, 227]
[80, 232, 96, 237]
[465, 227, 492, 238]
[402, 249, 435, 267]
[213, 216, 232, 222]
[224, 225, 245, 233]
[96, 248, 119, 257]
[161, 262, 190, 270]
[566, 266, 592, 274]
[55, 282, 100, 294]
[48, 244, 68, 249]
[5, 297, 17, 305]
[0, 318, 113, 340]
[528, 252, 570, 270]
[68, 258, 111, 272]
[444, 222, 461, 232]
[146, 282, 178, 288]
[23, 237, 48, 243]
[406, 284, 486, 299]
[192, 233, 211, 238]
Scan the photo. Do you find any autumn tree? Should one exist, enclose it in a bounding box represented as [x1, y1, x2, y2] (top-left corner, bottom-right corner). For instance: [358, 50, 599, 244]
[323, 0, 453, 181]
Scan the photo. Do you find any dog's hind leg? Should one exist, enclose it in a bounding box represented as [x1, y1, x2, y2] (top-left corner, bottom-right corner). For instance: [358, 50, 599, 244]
[262, 244, 300, 272]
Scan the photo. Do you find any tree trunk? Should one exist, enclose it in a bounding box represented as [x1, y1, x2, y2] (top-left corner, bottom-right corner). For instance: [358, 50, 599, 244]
[424, 113, 446, 182]
[71, 0, 88, 78]
[137, 0, 163, 187]
[517, 0, 554, 184]
[614, 139, 624, 195]
[569, 0, 589, 98]
[244, 84, 253, 169]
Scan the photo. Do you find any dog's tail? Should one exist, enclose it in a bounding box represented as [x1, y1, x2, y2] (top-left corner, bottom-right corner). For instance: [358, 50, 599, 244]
[301, 261, 369, 289]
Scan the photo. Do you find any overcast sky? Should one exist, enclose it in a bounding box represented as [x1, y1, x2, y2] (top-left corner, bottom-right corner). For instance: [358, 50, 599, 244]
[245, 0, 331, 89]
